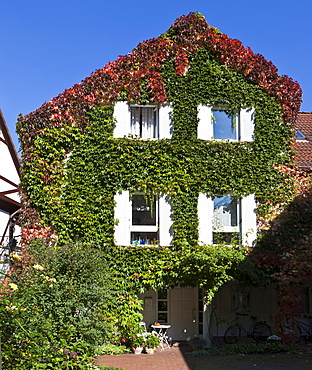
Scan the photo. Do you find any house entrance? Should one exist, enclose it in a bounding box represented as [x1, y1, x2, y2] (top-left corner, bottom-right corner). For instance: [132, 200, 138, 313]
[169, 286, 198, 340]
[141, 286, 199, 341]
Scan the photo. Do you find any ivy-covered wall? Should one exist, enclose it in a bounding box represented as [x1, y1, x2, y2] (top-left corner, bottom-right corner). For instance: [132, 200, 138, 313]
[17, 12, 303, 299]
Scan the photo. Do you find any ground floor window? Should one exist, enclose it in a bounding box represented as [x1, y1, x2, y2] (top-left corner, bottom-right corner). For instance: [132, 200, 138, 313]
[300, 285, 312, 315]
[157, 289, 168, 323]
[198, 289, 203, 335]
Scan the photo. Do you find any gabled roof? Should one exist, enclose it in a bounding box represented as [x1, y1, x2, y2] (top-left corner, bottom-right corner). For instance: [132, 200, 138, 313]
[294, 112, 312, 169]
[0, 110, 21, 213]
[18, 12, 302, 153]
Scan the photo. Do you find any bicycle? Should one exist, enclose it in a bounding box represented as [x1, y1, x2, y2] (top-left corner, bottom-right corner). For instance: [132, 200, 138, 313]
[293, 318, 312, 343]
[224, 313, 272, 344]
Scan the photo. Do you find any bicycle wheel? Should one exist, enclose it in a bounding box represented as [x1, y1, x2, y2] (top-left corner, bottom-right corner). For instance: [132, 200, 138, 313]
[224, 324, 241, 344]
[293, 325, 301, 343]
[252, 322, 272, 343]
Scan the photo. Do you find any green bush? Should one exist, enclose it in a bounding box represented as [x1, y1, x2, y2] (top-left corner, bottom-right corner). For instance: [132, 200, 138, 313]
[0, 241, 119, 369]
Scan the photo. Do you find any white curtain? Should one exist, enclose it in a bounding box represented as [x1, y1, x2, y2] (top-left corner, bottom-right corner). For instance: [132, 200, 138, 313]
[142, 107, 155, 139]
[131, 107, 155, 138]
[130, 107, 141, 136]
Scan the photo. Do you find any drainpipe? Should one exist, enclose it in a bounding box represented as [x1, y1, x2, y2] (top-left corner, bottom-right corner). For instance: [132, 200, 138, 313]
[8, 213, 19, 256]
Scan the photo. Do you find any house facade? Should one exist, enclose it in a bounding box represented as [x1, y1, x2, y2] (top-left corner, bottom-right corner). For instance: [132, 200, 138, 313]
[17, 13, 302, 343]
[0, 110, 21, 273]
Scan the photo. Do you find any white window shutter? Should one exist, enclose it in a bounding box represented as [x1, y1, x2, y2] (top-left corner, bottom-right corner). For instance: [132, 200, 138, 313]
[240, 194, 257, 247]
[197, 105, 213, 140]
[158, 195, 173, 246]
[239, 108, 254, 141]
[159, 105, 172, 139]
[198, 194, 213, 245]
[113, 102, 131, 138]
[114, 191, 131, 246]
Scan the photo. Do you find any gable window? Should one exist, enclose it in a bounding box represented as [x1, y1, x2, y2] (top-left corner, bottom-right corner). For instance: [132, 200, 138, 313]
[197, 105, 254, 141]
[130, 106, 158, 139]
[131, 194, 158, 245]
[213, 195, 240, 244]
[212, 109, 238, 140]
[114, 102, 172, 139]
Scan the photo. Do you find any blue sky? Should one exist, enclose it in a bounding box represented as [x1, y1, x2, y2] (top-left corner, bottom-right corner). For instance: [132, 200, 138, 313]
[1, 0, 311, 150]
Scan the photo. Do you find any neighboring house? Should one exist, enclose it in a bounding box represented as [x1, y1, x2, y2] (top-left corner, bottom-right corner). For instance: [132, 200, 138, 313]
[17, 13, 302, 343]
[294, 112, 312, 169]
[0, 110, 21, 271]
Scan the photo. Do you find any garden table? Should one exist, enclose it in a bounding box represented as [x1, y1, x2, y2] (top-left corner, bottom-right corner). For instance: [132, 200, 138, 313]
[151, 324, 171, 350]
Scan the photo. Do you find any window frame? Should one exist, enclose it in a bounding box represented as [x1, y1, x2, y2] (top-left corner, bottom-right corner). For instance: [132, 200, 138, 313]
[157, 289, 169, 324]
[130, 192, 159, 245]
[212, 195, 241, 245]
[197, 105, 254, 142]
[212, 107, 239, 141]
[130, 105, 159, 139]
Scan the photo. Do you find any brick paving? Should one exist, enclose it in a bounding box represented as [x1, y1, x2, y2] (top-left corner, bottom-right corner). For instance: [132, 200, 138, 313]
[95, 343, 196, 370]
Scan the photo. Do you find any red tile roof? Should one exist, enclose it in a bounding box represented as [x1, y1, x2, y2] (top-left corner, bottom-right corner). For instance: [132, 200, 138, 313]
[294, 112, 312, 168]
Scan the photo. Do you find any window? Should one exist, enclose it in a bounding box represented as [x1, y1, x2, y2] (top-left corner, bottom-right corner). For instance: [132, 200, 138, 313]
[130, 194, 158, 245]
[212, 109, 238, 140]
[198, 289, 204, 335]
[114, 190, 173, 246]
[114, 102, 172, 139]
[130, 106, 158, 139]
[198, 193, 256, 247]
[213, 195, 240, 244]
[157, 289, 168, 323]
[197, 105, 254, 141]
[296, 129, 306, 141]
[300, 285, 312, 315]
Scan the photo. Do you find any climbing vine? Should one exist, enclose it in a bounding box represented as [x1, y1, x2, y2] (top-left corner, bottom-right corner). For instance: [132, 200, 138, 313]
[16, 12, 306, 337]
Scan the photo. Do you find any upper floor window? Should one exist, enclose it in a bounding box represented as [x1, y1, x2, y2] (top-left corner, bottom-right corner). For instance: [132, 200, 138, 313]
[131, 106, 158, 139]
[114, 190, 173, 246]
[197, 105, 254, 142]
[212, 109, 238, 140]
[131, 194, 158, 245]
[213, 195, 239, 244]
[113, 102, 172, 139]
[197, 193, 256, 247]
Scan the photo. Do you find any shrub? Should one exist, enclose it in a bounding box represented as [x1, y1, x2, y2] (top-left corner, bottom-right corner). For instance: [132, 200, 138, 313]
[0, 241, 119, 369]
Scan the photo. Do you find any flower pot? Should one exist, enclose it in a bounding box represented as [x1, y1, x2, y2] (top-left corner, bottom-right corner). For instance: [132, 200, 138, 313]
[145, 347, 155, 354]
[132, 346, 143, 354]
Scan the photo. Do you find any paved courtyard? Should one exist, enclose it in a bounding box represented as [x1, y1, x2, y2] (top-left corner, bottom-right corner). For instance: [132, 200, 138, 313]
[95, 341, 312, 370]
[95, 343, 195, 370]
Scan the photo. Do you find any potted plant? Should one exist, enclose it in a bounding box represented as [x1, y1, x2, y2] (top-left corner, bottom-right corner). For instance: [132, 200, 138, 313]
[187, 336, 207, 351]
[144, 334, 161, 354]
[120, 323, 146, 354]
[130, 334, 145, 354]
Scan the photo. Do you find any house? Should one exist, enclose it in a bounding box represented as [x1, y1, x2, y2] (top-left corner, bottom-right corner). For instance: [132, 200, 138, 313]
[16, 13, 302, 343]
[0, 110, 21, 272]
[294, 112, 312, 169]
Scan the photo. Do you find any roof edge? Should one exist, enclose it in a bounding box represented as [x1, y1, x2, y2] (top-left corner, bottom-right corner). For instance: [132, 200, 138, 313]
[0, 110, 21, 175]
